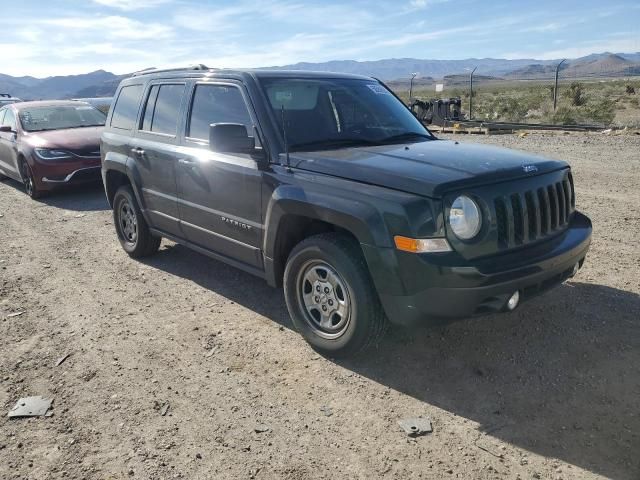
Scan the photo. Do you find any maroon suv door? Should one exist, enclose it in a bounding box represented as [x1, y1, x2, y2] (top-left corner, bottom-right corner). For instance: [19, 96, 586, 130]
[0, 107, 20, 180]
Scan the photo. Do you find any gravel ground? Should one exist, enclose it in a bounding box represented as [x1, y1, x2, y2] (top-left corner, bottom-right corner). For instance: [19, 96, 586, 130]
[1, 131, 639, 480]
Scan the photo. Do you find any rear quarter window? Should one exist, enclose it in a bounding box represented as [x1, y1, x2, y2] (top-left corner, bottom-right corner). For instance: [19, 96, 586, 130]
[110, 84, 143, 130]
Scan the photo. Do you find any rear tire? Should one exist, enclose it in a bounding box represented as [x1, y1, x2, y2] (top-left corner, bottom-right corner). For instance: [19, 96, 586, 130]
[283, 233, 388, 357]
[113, 185, 161, 258]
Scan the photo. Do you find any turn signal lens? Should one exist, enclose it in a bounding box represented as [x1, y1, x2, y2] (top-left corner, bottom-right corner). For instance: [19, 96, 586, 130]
[394, 236, 452, 253]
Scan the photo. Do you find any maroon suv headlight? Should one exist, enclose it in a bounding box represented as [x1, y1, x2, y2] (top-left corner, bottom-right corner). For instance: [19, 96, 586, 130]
[35, 148, 74, 160]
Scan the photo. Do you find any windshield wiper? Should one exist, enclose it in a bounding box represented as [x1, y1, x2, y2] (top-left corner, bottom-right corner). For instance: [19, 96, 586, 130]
[379, 132, 433, 144]
[290, 138, 381, 152]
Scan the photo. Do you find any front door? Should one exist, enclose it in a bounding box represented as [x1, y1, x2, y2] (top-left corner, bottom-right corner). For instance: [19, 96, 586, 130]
[133, 82, 187, 237]
[0, 108, 20, 179]
[176, 81, 263, 269]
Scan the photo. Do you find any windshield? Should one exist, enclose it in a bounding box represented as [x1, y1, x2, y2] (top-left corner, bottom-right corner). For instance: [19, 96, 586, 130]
[259, 77, 433, 151]
[18, 104, 106, 132]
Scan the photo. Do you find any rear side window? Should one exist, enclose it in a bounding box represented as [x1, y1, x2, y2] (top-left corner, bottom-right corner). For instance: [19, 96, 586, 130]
[111, 84, 143, 130]
[188, 84, 252, 141]
[0, 109, 5, 125]
[140, 84, 185, 136]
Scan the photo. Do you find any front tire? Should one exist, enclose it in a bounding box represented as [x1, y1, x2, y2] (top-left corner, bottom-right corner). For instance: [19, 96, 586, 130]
[20, 161, 44, 199]
[113, 185, 161, 258]
[283, 233, 388, 357]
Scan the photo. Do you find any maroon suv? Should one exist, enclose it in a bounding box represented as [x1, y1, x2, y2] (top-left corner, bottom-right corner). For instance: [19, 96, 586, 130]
[0, 100, 106, 198]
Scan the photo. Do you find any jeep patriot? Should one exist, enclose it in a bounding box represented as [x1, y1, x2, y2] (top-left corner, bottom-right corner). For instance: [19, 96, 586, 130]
[101, 66, 592, 357]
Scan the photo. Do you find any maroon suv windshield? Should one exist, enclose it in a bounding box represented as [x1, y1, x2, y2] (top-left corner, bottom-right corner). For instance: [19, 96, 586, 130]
[19, 105, 106, 132]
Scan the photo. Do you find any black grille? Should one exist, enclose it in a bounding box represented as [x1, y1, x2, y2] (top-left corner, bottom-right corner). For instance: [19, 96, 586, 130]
[495, 175, 574, 249]
[69, 147, 101, 157]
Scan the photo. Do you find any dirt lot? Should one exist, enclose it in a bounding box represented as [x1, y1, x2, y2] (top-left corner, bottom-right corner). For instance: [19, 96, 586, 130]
[1, 132, 639, 480]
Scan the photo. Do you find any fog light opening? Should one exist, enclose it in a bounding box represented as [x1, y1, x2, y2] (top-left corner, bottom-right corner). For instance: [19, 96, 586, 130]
[506, 291, 520, 311]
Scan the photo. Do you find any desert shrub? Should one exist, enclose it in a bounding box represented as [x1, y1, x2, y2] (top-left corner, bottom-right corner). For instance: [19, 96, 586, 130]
[626, 85, 636, 95]
[549, 100, 615, 126]
[551, 107, 578, 125]
[584, 100, 616, 125]
[563, 82, 587, 106]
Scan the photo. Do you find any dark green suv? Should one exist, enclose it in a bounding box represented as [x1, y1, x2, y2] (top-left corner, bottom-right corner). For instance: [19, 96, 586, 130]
[101, 66, 591, 357]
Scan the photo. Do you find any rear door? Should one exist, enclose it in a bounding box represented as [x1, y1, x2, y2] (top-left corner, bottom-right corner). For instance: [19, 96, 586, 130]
[133, 82, 188, 237]
[0, 108, 20, 179]
[175, 81, 264, 269]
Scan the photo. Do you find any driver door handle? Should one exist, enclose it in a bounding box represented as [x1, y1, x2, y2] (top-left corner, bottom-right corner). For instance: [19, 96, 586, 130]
[178, 158, 196, 166]
[131, 147, 145, 156]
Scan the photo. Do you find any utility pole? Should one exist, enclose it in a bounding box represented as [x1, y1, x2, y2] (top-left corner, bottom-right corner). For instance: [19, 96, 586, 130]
[409, 72, 418, 101]
[469, 66, 477, 120]
[553, 59, 566, 111]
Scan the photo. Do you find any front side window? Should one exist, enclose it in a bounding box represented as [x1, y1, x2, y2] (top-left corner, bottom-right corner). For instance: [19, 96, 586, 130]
[259, 77, 432, 151]
[18, 105, 105, 132]
[140, 84, 185, 136]
[111, 84, 143, 130]
[0, 108, 6, 126]
[188, 84, 252, 141]
[3, 109, 18, 131]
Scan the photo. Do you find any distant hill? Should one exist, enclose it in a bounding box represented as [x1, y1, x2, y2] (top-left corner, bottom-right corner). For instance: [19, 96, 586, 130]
[0, 70, 119, 100]
[72, 76, 128, 98]
[506, 53, 640, 79]
[564, 53, 640, 77]
[443, 73, 501, 85]
[1, 52, 639, 100]
[262, 57, 558, 80]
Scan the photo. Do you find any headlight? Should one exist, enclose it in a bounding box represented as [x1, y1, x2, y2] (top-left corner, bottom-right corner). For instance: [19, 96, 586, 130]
[449, 195, 481, 240]
[35, 148, 74, 160]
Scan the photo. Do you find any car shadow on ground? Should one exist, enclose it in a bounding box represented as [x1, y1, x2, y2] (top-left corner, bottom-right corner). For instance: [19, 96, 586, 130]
[0, 178, 109, 212]
[142, 242, 640, 479]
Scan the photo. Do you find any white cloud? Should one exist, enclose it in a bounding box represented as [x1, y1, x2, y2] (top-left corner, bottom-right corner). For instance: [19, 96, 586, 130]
[173, 1, 376, 33]
[44, 15, 174, 40]
[407, 0, 450, 10]
[524, 23, 562, 33]
[91, 0, 170, 11]
[379, 14, 529, 48]
[503, 38, 640, 60]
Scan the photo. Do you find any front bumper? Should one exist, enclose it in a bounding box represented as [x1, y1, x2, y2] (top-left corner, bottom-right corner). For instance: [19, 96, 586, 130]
[32, 156, 101, 191]
[41, 166, 102, 184]
[365, 212, 592, 326]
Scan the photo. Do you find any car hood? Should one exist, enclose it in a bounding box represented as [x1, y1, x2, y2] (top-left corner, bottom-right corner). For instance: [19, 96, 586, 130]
[23, 126, 103, 155]
[290, 139, 568, 197]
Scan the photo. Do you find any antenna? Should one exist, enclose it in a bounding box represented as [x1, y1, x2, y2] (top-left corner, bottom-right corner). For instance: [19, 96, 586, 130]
[281, 105, 291, 171]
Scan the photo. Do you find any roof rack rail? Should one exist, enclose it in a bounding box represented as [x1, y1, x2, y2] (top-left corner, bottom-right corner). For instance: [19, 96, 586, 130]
[0, 93, 12, 98]
[131, 64, 212, 77]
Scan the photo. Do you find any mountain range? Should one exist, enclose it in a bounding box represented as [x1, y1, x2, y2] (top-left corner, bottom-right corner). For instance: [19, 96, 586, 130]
[1, 52, 639, 100]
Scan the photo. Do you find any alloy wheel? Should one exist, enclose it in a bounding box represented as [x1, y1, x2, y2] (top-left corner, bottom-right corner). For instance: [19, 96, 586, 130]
[22, 163, 34, 197]
[119, 201, 138, 244]
[297, 260, 352, 339]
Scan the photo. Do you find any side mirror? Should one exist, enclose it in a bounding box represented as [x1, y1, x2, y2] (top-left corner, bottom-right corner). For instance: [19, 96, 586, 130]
[209, 123, 255, 153]
[0, 125, 13, 133]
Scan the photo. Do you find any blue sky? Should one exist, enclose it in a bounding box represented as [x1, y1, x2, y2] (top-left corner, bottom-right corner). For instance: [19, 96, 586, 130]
[3, 0, 639, 77]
